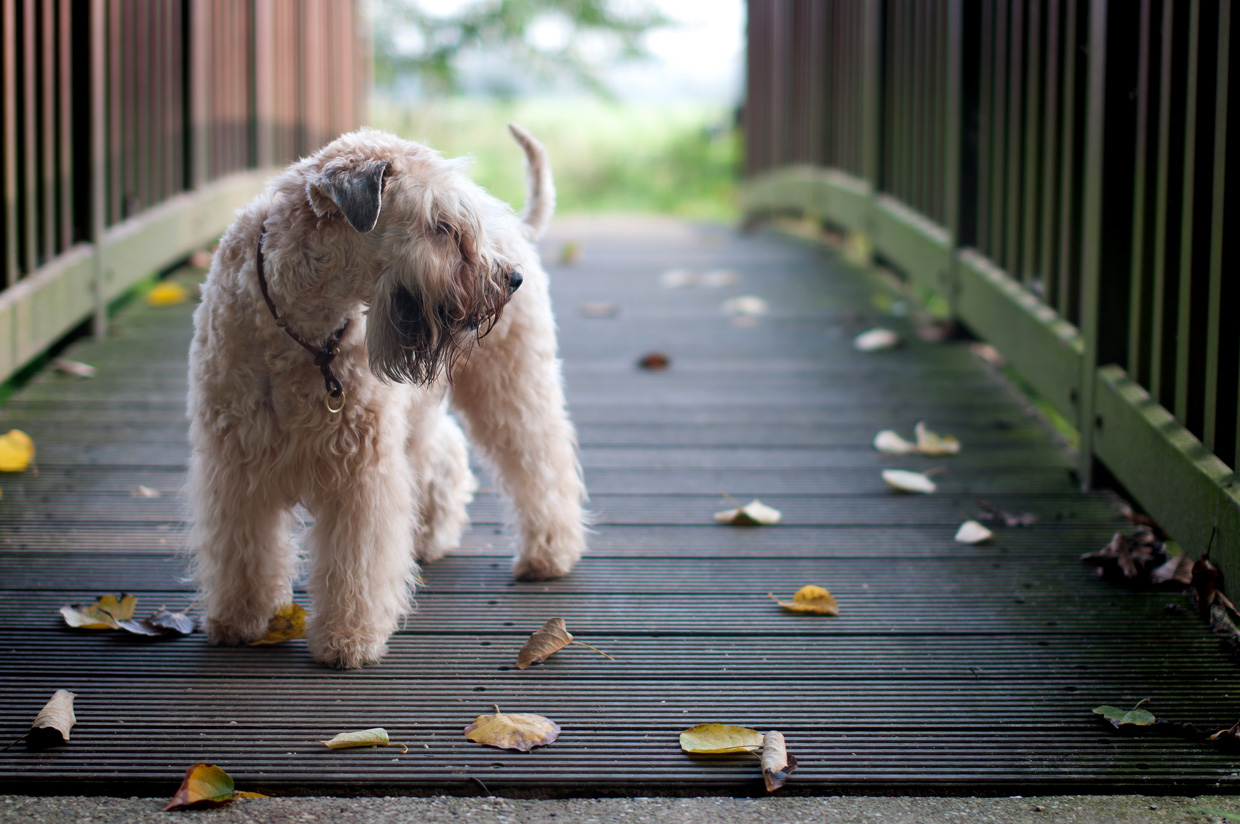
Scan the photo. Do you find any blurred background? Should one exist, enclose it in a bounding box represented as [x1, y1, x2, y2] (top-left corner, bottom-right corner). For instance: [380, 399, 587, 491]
[364, 0, 745, 220]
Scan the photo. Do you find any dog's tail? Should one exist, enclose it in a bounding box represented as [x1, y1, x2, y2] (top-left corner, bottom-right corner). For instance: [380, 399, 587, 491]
[508, 123, 555, 240]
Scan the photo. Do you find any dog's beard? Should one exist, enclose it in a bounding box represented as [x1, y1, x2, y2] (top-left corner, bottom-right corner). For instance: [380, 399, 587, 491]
[367, 273, 508, 386]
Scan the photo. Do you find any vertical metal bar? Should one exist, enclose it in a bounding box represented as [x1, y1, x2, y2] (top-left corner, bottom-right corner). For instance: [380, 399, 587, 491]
[1149, 0, 1175, 404]
[862, 0, 881, 187]
[1077, 0, 1109, 488]
[1173, 0, 1201, 427]
[1203, 0, 1230, 452]
[945, 0, 963, 242]
[1040, 0, 1062, 307]
[1005, 0, 1025, 279]
[41, 0, 55, 261]
[1056, 0, 1080, 321]
[1022, 0, 1042, 292]
[21, 0, 37, 273]
[3, 0, 18, 286]
[256, 0, 273, 168]
[57, 0, 71, 249]
[886, 1, 899, 195]
[91, 0, 106, 337]
[1127, 0, 1153, 386]
[191, 0, 209, 188]
[990, 0, 1008, 262]
[107, 0, 120, 224]
[977, 0, 993, 254]
[122, 0, 136, 215]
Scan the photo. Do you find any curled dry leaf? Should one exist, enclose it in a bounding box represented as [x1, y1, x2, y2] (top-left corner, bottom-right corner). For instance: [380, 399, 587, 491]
[637, 352, 671, 371]
[557, 241, 581, 265]
[147, 282, 189, 306]
[761, 730, 798, 792]
[954, 520, 994, 545]
[133, 485, 161, 498]
[715, 497, 782, 526]
[873, 430, 920, 455]
[320, 728, 407, 753]
[248, 603, 307, 645]
[976, 499, 1038, 527]
[464, 705, 560, 752]
[769, 585, 839, 616]
[882, 469, 937, 494]
[914, 422, 961, 455]
[50, 358, 96, 378]
[162, 763, 264, 811]
[1151, 553, 1195, 587]
[679, 724, 765, 754]
[516, 617, 573, 669]
[0, 429, 35, 472]
[116, 608, 196, 638]
[852, 328, 901, 352]
[27, 689, 77, 748]
[515, 618, 615, 669]
[60, 593, 138, 630]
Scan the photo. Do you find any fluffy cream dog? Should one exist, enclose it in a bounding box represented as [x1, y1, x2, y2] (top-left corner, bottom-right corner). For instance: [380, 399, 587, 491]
[187, 125, 586, 668]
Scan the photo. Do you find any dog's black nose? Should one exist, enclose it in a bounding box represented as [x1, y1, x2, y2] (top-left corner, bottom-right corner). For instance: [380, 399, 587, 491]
[507, 270, 522, 294]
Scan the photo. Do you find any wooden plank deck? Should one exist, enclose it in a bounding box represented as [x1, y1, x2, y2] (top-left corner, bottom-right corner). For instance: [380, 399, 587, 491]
[1, 216, 1237, 796]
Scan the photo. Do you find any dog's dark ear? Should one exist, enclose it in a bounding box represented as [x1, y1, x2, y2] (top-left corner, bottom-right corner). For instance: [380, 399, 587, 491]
[307, 160, 391, 233]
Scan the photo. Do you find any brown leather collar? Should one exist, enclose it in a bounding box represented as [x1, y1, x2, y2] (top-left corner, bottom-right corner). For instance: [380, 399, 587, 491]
[255, 230, 350, 413]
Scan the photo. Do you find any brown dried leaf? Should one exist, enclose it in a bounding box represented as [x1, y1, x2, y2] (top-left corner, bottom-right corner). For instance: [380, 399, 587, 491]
[248, 604, 307, 645]
[116, 608, 196, 637]
[976, 499, 1038, 527]
[1150, 554, 1195, 587]
[49, 358, 96, 378]
[761, 730, 798, 792]
[769, 585, 839, 616]
[515, 618, 574, 669]
[715, 498, 782, 526]
[464, 705, 560, 752]
[637, 352, 671, 370]
[161, 764, 264, 811]
[27, 690, 77, 748]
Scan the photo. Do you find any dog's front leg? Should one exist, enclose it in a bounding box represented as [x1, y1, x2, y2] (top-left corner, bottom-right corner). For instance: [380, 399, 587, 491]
[304, 460, 419, 668]
[189, 448, 297, 646]
[451, 303, 588, 580]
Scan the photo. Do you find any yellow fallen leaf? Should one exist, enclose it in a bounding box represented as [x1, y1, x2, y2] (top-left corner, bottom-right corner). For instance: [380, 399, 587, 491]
[248, 604, 307, 645]
[852, 327, 901, 352]
[679, 723, 765, 754]
[843, 232, 874, 266]
[915, 421, 961, 455]
[27, 689, 77, 748]
[464, 705, 560, 752]
[147, 282, 189, 306]
[769, 585, 839, 616]
[882, 469, 937, 494]
[0, 429, 35, 472]
[873, 430, 919, 455]
[60, 593, 138, 629]
[715, 497, 782, 526]
[660, 268, 697, 288]
[722, 295, 768, 316]
[954, 520, 994, 544]
[50, 358, 96, 378]
[161, 764, 264, 811]
[133, 485, 161, 498]
[320, 728, 407, 753]
[761, 730, 798, 792]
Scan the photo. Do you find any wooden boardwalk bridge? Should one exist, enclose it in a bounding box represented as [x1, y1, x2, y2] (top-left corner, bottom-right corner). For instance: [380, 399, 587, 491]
[0, 216, 1237, 796]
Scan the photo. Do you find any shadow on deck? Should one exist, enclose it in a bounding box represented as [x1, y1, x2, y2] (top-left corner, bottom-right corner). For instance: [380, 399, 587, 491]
[0, 216, 1235, 796]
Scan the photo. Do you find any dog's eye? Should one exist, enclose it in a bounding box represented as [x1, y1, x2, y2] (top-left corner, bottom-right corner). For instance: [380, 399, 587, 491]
[435, 222, 454, 238]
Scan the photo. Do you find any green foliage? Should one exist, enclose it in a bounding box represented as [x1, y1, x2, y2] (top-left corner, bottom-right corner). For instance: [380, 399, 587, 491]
[369, 0, 668, 97]
[370, 97, 740, 219]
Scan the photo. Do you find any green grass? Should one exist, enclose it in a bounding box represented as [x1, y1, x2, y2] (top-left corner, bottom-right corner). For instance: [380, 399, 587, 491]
[368, 97, 741, 220]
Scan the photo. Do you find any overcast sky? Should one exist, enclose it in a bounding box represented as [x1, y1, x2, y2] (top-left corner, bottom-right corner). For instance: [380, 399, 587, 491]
[611, 0, 745, 104]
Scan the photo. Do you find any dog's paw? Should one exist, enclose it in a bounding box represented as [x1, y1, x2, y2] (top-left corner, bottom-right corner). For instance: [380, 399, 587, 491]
[307, 630, 389, 670]
[205, 615, 268, 646]
[512, 552, 578, 581]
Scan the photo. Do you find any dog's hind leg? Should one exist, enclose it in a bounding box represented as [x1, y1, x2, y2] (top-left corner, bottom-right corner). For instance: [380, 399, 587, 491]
[409, 406, 477, 564]
[450, 288, 588, 581]
[189, 443, 297, 646]
[303, 450, 419, 669]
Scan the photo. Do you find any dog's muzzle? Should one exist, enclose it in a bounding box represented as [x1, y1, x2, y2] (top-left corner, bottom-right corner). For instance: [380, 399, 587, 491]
[507, 270, 522, 295]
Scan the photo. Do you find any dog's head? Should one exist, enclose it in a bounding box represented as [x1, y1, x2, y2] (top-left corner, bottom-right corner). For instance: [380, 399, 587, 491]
[304, 130, 524, 386]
